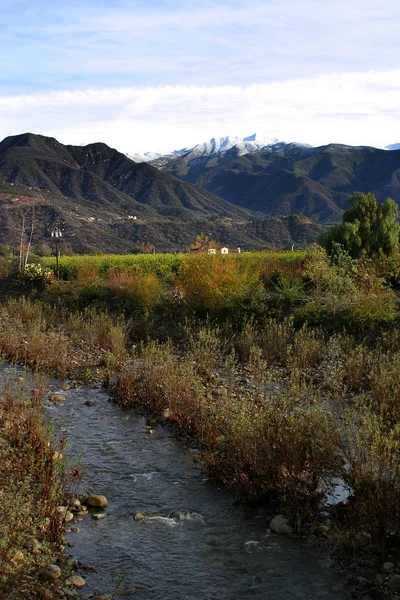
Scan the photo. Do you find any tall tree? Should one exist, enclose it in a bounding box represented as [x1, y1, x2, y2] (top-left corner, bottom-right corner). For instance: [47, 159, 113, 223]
[320, 192, 400, 258]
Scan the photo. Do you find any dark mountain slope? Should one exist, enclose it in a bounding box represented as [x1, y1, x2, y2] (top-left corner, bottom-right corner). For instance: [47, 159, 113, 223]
[0, 133, 251, 220]
[160, 143, 400, 222]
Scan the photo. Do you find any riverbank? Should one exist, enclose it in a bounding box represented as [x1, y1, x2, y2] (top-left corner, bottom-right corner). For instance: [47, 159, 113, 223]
[0, 374, 67, 599]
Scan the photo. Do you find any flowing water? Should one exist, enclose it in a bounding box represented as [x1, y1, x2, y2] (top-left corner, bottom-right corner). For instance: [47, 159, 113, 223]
[2, 366, 350, 599]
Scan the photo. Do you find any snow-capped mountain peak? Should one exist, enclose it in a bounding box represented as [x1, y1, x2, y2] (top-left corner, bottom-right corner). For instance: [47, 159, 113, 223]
[126, 133, 284, 164]
[385, 143, 400, 151]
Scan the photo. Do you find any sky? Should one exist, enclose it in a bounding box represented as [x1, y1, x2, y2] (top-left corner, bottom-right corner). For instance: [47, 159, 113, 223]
[1, 0, 400, 153]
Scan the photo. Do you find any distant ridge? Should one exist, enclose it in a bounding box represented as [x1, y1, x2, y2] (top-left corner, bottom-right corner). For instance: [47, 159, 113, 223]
[153, 137, 400, 223]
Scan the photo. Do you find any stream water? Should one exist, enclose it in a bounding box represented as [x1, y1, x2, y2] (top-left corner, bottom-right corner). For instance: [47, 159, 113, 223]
[2, 365, 350, 600]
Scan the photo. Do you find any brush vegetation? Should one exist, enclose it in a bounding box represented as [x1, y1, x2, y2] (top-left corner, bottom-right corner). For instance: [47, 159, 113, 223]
[2, 210, 400, 561]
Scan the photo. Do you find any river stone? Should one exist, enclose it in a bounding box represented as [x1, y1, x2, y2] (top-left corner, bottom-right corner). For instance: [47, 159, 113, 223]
[50, 394, 66, 402]
[387, 575, 400, 590]
[62, 384, 71, 391]
[134, 512, 144, 521]
[65, 575, 86, 588]
[92, 513, 106, 520]
[269, 515, 293, 534]
[67, 558, 79, 569]
[69, 498, 81, 511]
[86, 495, 108, 508]
[41, 564, 61, 580]
[383, 562, 394, 574]
[92, 595, 112, 600]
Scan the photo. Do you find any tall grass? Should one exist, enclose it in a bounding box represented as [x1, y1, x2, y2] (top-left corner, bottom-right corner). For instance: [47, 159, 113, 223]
[0, 378, 66, 597]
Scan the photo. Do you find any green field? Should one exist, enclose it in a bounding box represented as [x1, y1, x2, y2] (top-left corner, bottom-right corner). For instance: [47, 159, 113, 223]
[43, 250, 306, 281]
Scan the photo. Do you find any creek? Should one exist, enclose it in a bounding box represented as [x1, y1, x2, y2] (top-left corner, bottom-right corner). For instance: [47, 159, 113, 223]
[3, 365, 350, 599]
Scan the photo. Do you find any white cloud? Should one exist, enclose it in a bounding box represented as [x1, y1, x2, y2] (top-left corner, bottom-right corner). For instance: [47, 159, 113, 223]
[1, 70, 400, 152]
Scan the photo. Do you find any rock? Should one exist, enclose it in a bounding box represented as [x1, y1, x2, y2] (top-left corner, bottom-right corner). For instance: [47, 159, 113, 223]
[147, 428, 155, 434]
[67, 558, 79, 569]
[62, 384, 71, 391]
[356, 576, 368, 588]
[69, 498, 81, 511]
[57, 506, 73, 522]
[65, 575, 86, 588]
[85, 400, 95, 407]
[388, 575, 400, 590]
[41, 564, 62, 580]
[50, 394, 66, 402]
[269, 515, 294, 535]
[70, 527, 80, 533]
[92, 513, 106, 520]
[375, 575, 384, 586]
[53, 451, 63, 461]
[92, 596, 112, 600]
[383, 562, 394, 574]
[134, 512, 144, 521]
[86, 495, 108, 508]
[163, 408, 171, 419]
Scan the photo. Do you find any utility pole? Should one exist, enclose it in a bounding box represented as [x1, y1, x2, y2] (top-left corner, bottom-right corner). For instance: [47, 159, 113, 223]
[51, 226, 63, 277]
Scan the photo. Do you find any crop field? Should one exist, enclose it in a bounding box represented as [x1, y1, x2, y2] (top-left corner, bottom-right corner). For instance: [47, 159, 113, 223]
[43, 250, 306, 282]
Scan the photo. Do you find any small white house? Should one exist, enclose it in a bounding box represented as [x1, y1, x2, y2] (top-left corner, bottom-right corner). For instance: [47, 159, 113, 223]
[208, 248, 217, 255]
[220, 247, 229, 254]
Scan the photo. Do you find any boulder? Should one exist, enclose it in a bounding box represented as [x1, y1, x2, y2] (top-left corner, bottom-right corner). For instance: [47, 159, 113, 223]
[69, 498, 81, 512]
[269, 515, 294, 535]
[41, 564, 61, 580]
[64, 575, 86, 588]
[383, 562, 394, 574]
[49, 394, 65, 402]
[86, 495, 108, 508]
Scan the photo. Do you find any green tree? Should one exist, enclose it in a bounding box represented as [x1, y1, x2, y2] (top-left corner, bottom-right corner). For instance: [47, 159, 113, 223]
[320, 192, 400, 258]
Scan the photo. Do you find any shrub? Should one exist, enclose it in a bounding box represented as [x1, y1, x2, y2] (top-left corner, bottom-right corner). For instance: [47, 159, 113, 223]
[340, 402, 400, 555]
[18, 263, 53, 287]
[177, 254, 264, 317]
[108, 269, 164, 317]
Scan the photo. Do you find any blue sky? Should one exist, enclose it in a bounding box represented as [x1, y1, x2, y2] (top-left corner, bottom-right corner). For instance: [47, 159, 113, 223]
[1, 0, 400, 151]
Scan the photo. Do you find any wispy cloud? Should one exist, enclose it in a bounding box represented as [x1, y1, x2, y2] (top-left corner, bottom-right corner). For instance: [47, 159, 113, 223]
[2, 0, 400, 93]
[1, 70, 399, 151]
[0, 1, 399, 149]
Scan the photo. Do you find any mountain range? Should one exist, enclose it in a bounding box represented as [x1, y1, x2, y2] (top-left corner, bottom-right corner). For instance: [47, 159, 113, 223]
[0, 131, 400, 253]
[0, 132, 322, 253]
[147, 135, 400, 224]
